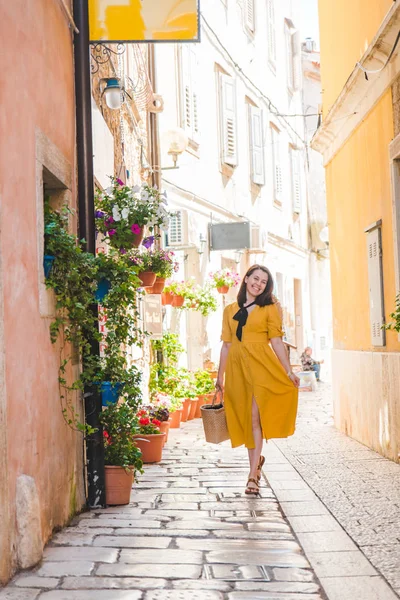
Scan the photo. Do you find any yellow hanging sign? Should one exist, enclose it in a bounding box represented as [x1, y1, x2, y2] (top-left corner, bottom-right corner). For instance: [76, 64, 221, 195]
[89, 0, 200, 42]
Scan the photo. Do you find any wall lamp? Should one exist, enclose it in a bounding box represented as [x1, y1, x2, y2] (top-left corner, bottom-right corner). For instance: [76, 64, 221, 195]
[197, 233, 208, 255]
[234, 250, 244, 264]
[100, 77, 132, 110]
[161, 127, 189, 170]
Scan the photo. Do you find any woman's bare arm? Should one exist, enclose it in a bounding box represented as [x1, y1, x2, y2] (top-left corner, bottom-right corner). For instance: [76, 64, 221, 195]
[216, 342, 231, 390]
[270, 337, 300, 388]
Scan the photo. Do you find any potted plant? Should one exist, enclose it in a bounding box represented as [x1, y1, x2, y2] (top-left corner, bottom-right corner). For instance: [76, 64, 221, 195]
[194, 369, 216, 417]
[186, 284, 218, 317]
[162, 281, 175, 305]
[100, 402, 144, 505]
[93, 250, 141, 303]
[132, 409, 165, 463]
[142, 249, 179, 293]
[209, 268, 241, 294]
[95, 177, 172, 250]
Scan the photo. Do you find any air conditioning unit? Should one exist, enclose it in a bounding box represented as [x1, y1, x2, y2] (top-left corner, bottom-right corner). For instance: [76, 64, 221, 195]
[165, 210, 188, 246]
[250, 225, 267, 253]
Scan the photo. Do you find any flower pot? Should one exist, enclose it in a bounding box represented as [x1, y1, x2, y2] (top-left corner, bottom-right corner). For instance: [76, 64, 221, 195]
[188, 398, 197, 420]
[133, 433, 165, 463]
[217, 286, 230, 294]
[194, 397, 203, 419]
[159, 421, 170, 445]
[43, 255, 55, 278]
[202, 393, 215, 405]
[161, 292, 173, 305]
[138, 271, 157, 287]
[101, 382, 123, 407]
[144, 285, 155, 294]
[169, 409, 182, 428]
[95, 278, 112, 302]
[131, 229, 144, 248]
[152, 277, 166, 294]
[105, 465, 134, 505]
[171, 294, 185, 308]
[181, 398, 191, 422]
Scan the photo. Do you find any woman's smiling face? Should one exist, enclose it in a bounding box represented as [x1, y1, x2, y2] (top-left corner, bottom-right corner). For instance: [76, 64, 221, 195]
[245, 268, 268, 297]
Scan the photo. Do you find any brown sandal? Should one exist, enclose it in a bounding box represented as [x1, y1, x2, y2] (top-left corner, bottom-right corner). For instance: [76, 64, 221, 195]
[245, 478, 260, 496]
[257, 455, 265, 482]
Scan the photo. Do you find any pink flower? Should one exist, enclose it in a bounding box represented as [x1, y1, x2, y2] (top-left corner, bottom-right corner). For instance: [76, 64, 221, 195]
[131, 224, 141, 235]
[116, 178, 124, 186]
[108, 229, 116, 236]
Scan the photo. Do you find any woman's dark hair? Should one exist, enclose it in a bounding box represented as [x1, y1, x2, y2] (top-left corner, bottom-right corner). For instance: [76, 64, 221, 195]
[237, 264, 275, 307]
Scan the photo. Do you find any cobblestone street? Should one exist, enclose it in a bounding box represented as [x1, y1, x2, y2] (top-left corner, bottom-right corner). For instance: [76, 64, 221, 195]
[1, 386, 399, 600]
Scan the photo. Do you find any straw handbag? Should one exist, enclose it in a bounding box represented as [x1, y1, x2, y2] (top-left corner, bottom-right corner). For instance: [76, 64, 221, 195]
[200, 390, 230, 444]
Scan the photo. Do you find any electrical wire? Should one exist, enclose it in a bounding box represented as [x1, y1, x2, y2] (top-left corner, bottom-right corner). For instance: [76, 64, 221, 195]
[356, 30, 400, 80]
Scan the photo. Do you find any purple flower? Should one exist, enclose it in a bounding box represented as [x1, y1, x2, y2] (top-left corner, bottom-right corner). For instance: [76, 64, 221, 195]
[116, 178, 125, 186]
[95, 210, 105, 219]
[131, 224, 141, 235]
[105, 217, 115, 226]
[119, 247, 127, 254]
[108, 229, 117, 236]
[142, 236, 155, 249]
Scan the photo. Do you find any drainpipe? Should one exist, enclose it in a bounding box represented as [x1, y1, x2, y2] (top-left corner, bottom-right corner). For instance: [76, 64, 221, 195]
[73, 0, 106, 508]
[148, 45, 161, 191]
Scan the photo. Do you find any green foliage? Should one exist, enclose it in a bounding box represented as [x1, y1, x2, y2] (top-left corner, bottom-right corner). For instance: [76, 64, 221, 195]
[100, 402, 144, 474]
[149, 365, 196, 402]
[151, 333, 184, 367]
[163, 279, 218, 317]
[194, 369, 215, 395]
[384, 294, 400, 332]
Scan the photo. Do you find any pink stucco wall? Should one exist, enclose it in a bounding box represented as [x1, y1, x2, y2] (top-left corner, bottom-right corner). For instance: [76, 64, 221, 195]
[0, 0, 85, 583]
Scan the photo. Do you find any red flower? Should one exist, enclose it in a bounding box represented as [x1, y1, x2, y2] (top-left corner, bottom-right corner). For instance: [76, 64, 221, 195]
[151, 418, 161, 427]
[139, 417, 150, 426]
[137, 409, 148, 417]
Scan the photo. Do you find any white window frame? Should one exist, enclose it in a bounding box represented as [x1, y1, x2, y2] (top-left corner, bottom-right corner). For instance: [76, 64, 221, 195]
[244, 0, 256, 34]
[219, 72, 238, 167]
[248, 104, 265, 185]
[271, 125, 282, 204]
[178, 44, 199, 146]
[267, 0, 276, 69]
[285, 19, 301, 92]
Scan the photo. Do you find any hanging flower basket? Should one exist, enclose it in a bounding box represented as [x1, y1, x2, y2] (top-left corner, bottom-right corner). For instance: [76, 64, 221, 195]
[171, 294, 185, 308]
[43, 255, 55, 279]
[131, 229, 144, 248]
[101, 382, 124, 407]
[95, 278, 112, 302]
[152, 277, 166, 294]
[217, 286, 230, 294]
[161, 292, 173, 305]
[138, 271, 157, 287]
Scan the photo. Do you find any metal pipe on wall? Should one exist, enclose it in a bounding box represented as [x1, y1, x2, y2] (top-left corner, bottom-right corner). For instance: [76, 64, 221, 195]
[73, 0, 106, 509]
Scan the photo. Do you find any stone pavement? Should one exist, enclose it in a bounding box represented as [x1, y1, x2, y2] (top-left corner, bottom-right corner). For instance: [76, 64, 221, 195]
[2, 387, 399, 600]
[271, 383, 400, 599]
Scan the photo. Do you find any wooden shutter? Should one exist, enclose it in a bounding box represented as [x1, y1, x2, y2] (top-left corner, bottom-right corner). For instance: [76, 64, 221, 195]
[249, 105, 265, 185]
[267, 0, 276, 63]
[292, 30, 301, 90]
[272, 127, 282, 201]
[244, 0, 255, 32]
[220, 74, 238, 167]
[291, 148, 301, 213]
[180, 45, 198, 141]
[367, 228, 386, 346]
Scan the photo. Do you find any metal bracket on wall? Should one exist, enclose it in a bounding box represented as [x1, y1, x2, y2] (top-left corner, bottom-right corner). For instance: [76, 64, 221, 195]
[90, 43, 126, 74]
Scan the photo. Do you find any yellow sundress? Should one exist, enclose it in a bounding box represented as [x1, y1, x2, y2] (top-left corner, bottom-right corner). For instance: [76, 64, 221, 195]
[221, 302, 298, 448]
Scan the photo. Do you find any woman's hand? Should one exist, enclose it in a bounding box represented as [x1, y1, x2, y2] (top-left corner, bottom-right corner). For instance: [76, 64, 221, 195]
[215, 377, 224, 392]
[289, 372, 300, 388]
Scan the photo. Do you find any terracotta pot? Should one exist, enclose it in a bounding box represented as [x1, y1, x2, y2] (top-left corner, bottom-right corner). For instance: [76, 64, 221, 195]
[169, 409, 182, 428]
[202, 393, 215, 405]
[161, 292, 173, 305]
[104, 465, 134, 506]
[131, 229, 144, 248]
[171, 294, 185, 308]
[181, 398, 191, 422]
[145, 285, 155, 294]
[159, 420, 170, 445]
[152, 277, 166, 294]
[188, 398, 198, 420]
[194, 397, 203, 419]
[217, 286, 230, 294]
[138, 271, 157, 287]
[133, 433, 166, 463]
[208, 370, 218, 379]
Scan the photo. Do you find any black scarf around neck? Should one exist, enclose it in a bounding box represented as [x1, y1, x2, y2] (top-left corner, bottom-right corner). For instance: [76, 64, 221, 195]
[232, 301, 257, 341]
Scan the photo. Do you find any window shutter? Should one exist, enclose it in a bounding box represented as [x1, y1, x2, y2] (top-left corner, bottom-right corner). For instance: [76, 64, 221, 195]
[272, 127, 282, 201]
[190, 49, 199, 140]
[244, 0, 255, 32]
[168, 211, 183, 245]
[267, 0, 276, 63]
[179, 45, 198, 141]
[367, 228, 386, 347]
[291, 148, 301, 213]
[286, 26, 294, 89]
[249, 106, 265, 185]
[292, 30, 301, 90]
[220, 74, 238, 167]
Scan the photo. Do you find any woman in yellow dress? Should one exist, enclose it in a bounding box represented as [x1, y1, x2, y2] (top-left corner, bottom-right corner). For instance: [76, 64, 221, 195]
[216, 265, 300, 496]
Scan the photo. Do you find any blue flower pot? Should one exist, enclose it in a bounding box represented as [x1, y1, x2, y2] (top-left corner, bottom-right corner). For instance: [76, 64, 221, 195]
[43, 255, 55, 278]
[95, 278, 111, 302]
[101, 382, 123, 407]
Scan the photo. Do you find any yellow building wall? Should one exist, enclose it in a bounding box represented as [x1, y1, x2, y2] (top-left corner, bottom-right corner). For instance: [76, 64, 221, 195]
[326, 90, 399, 352]
[318, 0, 393, 113]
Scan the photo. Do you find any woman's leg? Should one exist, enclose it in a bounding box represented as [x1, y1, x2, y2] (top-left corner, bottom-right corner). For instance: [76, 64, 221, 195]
[246, 397, 263, 491]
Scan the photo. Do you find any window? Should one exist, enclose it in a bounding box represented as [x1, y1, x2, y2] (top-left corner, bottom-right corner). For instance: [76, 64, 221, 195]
[219, 73, 238, 167]
[267, 0, 276, 66]
[285, 19, 301, 91]
[290, 147, 301, 213]
[271, 125, 282, 203]
[244, 0, 255, 34]
[178, 44, 199, 144]
[248, 104, 265, 185]
[366, 224, 386, 346]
